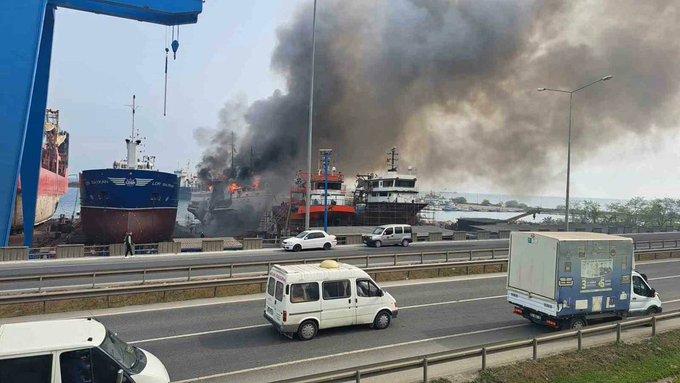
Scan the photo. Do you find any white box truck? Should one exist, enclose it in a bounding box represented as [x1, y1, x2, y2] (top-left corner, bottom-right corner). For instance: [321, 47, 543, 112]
[507, 232, 662, 330]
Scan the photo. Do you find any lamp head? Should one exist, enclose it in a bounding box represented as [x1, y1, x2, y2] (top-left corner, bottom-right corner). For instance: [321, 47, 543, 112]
[601, 75, 613, 81]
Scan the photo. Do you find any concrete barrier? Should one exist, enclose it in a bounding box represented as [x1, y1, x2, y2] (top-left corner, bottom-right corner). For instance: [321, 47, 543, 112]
[453, 231, 467, 241]
[56, 244, 84, 258]
[242, 238, 263, 250]
[158, 241, 181, 254]
[428, 232, 443, 242]
[344, 234, 363, 245]
[476, 231, 490, 240]
[109, 244, 125, 256]
[498, 230, 511, 239]
[202, 239, 224, 252]
[0, 246, 29, 261]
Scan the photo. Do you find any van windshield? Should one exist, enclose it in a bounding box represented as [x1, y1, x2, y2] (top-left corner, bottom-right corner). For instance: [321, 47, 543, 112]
[296, 231, 309, 239]
[99, 330, 146, 374]
[372, 227, 385, 234]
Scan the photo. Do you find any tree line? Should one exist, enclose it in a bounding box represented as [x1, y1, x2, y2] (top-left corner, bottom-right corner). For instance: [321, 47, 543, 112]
[547, 197, 680, 229]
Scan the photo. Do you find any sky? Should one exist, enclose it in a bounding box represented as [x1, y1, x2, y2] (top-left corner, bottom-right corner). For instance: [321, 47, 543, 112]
[47, 1, 680, 201]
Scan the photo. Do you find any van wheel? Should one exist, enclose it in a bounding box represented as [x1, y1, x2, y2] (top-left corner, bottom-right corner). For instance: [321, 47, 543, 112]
[297, 320, 318, 341]
[646, 307, 660, 316]
[373, 310, 391, 330]
[374, 240, 382, 248]
[323, 242, 331, 250]
[401, 239, 409, 247]
[293, 244, 302, 252]
[567, 317, 586, 330]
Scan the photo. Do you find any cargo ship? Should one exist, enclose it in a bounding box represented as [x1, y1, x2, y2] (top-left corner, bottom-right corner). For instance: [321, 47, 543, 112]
[12, 109, 69, 230]
[353, 147, 427, 226]
[79, 96, 179, 244]
[174, 162, 201, 200]
[271, 149, 357, 234]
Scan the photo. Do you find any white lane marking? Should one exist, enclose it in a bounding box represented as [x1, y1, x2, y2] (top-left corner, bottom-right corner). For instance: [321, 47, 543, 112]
[128, 294, 508, 344]
[400, 295, 506, 310]
[171, 323, 528, 383]
[649, 274, 680, 281]
[664, 298, 680, 304]
[130, 324, 270, 344]
[638, 258, 680, 265]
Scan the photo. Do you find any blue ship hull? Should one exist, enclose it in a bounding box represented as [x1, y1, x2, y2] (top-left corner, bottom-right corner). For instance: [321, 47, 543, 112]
[79, 169, 179, 244]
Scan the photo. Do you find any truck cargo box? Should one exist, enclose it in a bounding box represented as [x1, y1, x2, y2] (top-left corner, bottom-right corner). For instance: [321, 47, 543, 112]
[507, 232, 633, 318]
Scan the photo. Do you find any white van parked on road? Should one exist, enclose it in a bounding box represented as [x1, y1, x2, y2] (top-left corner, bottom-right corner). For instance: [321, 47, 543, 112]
[0, 318, 170, 383]
[263, 260, 398, 340]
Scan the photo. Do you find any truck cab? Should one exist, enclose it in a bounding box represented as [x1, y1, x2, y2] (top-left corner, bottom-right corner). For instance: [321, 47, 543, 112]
[630, 270, 662, 314]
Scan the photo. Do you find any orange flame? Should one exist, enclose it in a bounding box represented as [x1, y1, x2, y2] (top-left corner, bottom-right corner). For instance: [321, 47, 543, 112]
[228, 183, 242, 193]
[208, 185, 213, 192]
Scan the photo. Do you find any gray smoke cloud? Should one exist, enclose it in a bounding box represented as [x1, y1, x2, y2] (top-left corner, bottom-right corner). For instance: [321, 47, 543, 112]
[197, 0, 680, 195]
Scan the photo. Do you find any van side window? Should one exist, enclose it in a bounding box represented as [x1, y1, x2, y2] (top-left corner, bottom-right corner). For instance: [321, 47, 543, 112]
[0, 354, 52, 383]
[385, 228, 393, 235]
[356, 279, 381, 297]
[267, 277, 276, 296]
[275, 281, 284, 301]
[404, 226, 412, 233]
[395, 227, 403, 234]
[60, 349, 93, 383]
[322, 280, 351, 300]
[291, 283, 320, 303]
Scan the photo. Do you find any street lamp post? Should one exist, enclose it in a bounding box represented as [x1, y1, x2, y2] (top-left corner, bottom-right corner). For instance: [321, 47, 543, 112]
[538, 75, 612, 231]
[305, 0, 318, 231]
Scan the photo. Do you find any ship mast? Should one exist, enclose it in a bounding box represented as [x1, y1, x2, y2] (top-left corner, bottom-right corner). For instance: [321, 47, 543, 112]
[387, 146, 398, 172]
[125, 95, 141, 169]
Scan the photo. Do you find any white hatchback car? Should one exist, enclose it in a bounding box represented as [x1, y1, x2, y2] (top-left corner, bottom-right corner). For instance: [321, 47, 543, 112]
[282, 230, 337, 251]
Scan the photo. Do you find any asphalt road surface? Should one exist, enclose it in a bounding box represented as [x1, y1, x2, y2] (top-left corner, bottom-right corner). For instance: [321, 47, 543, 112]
[73, 258, 680, 383]
[0, 240, 508, 291]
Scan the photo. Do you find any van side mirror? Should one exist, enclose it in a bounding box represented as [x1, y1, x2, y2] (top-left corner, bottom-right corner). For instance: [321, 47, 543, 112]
[649, 288, 656, 298]
[116, 370, 124, 383]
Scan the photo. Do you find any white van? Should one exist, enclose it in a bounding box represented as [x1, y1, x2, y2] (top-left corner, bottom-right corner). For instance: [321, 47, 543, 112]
[365, 224, 412, 247]
[0, 318, 170, 383]
[263, 260, 398, 340]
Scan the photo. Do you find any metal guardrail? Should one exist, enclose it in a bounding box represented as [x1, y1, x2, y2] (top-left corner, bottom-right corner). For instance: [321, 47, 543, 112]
[12, 234, 680, 260]
[0, 258, 508, 306]
[274, 310, 680, 383]
[0, 248, 508, 293]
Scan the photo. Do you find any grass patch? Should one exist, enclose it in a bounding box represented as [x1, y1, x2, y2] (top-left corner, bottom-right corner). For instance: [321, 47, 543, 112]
[469, 329, 680, 383]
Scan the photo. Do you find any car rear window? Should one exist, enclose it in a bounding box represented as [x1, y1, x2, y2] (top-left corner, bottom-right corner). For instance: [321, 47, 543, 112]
[267, 277, 276, 296]
[275, 281, 284, 301]
[322, 280, 351, 300]
[404, 226, 412, 233]
[395, 227, 403, 234]
[291, 283, 320, 303]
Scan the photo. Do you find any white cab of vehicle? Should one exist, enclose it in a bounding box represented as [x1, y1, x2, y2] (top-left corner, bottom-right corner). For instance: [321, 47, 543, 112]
[365, 224, 412, 247]
[0, 318, 170, 383]
[263, 260, 398, 340]
[281, 230, 337, 251]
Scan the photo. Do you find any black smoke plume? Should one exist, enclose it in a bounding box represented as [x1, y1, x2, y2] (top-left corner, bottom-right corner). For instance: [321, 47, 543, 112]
[198, 0, 680, 196]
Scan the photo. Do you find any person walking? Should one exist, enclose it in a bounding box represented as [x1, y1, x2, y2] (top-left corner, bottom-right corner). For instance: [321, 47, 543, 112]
[124, 232, 134, 257]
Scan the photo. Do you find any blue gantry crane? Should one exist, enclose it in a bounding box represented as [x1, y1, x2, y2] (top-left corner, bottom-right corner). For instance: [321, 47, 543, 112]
[0, 1, 203, 247]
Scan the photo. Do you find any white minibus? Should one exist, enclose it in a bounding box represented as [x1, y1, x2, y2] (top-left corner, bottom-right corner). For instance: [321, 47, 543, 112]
[264, 260, 398, 340]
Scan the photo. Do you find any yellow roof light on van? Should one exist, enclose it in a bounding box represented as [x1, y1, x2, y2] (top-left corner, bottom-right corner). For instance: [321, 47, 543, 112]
[320, 260, 339, 269]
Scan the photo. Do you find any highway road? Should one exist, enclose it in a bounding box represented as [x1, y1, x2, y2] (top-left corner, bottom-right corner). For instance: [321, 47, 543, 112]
[41, 257, 679, 383]
[0, 240, 507, 291]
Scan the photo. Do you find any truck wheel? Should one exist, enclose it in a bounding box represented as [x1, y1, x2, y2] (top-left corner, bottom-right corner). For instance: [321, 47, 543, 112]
[401, 239, 409, 247]
[297, 320, 318, 341]
[374, 240, 382, 248]
[293, 244, 302, 252]
[645, 307, 660, 316]
[568, 318, 586, 330]
[323, 242, 331, 250]
[372, 310, 391, 330]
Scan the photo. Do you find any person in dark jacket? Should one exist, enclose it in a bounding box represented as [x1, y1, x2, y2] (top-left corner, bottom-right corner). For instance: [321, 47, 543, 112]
[124, 232, 134, 257]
